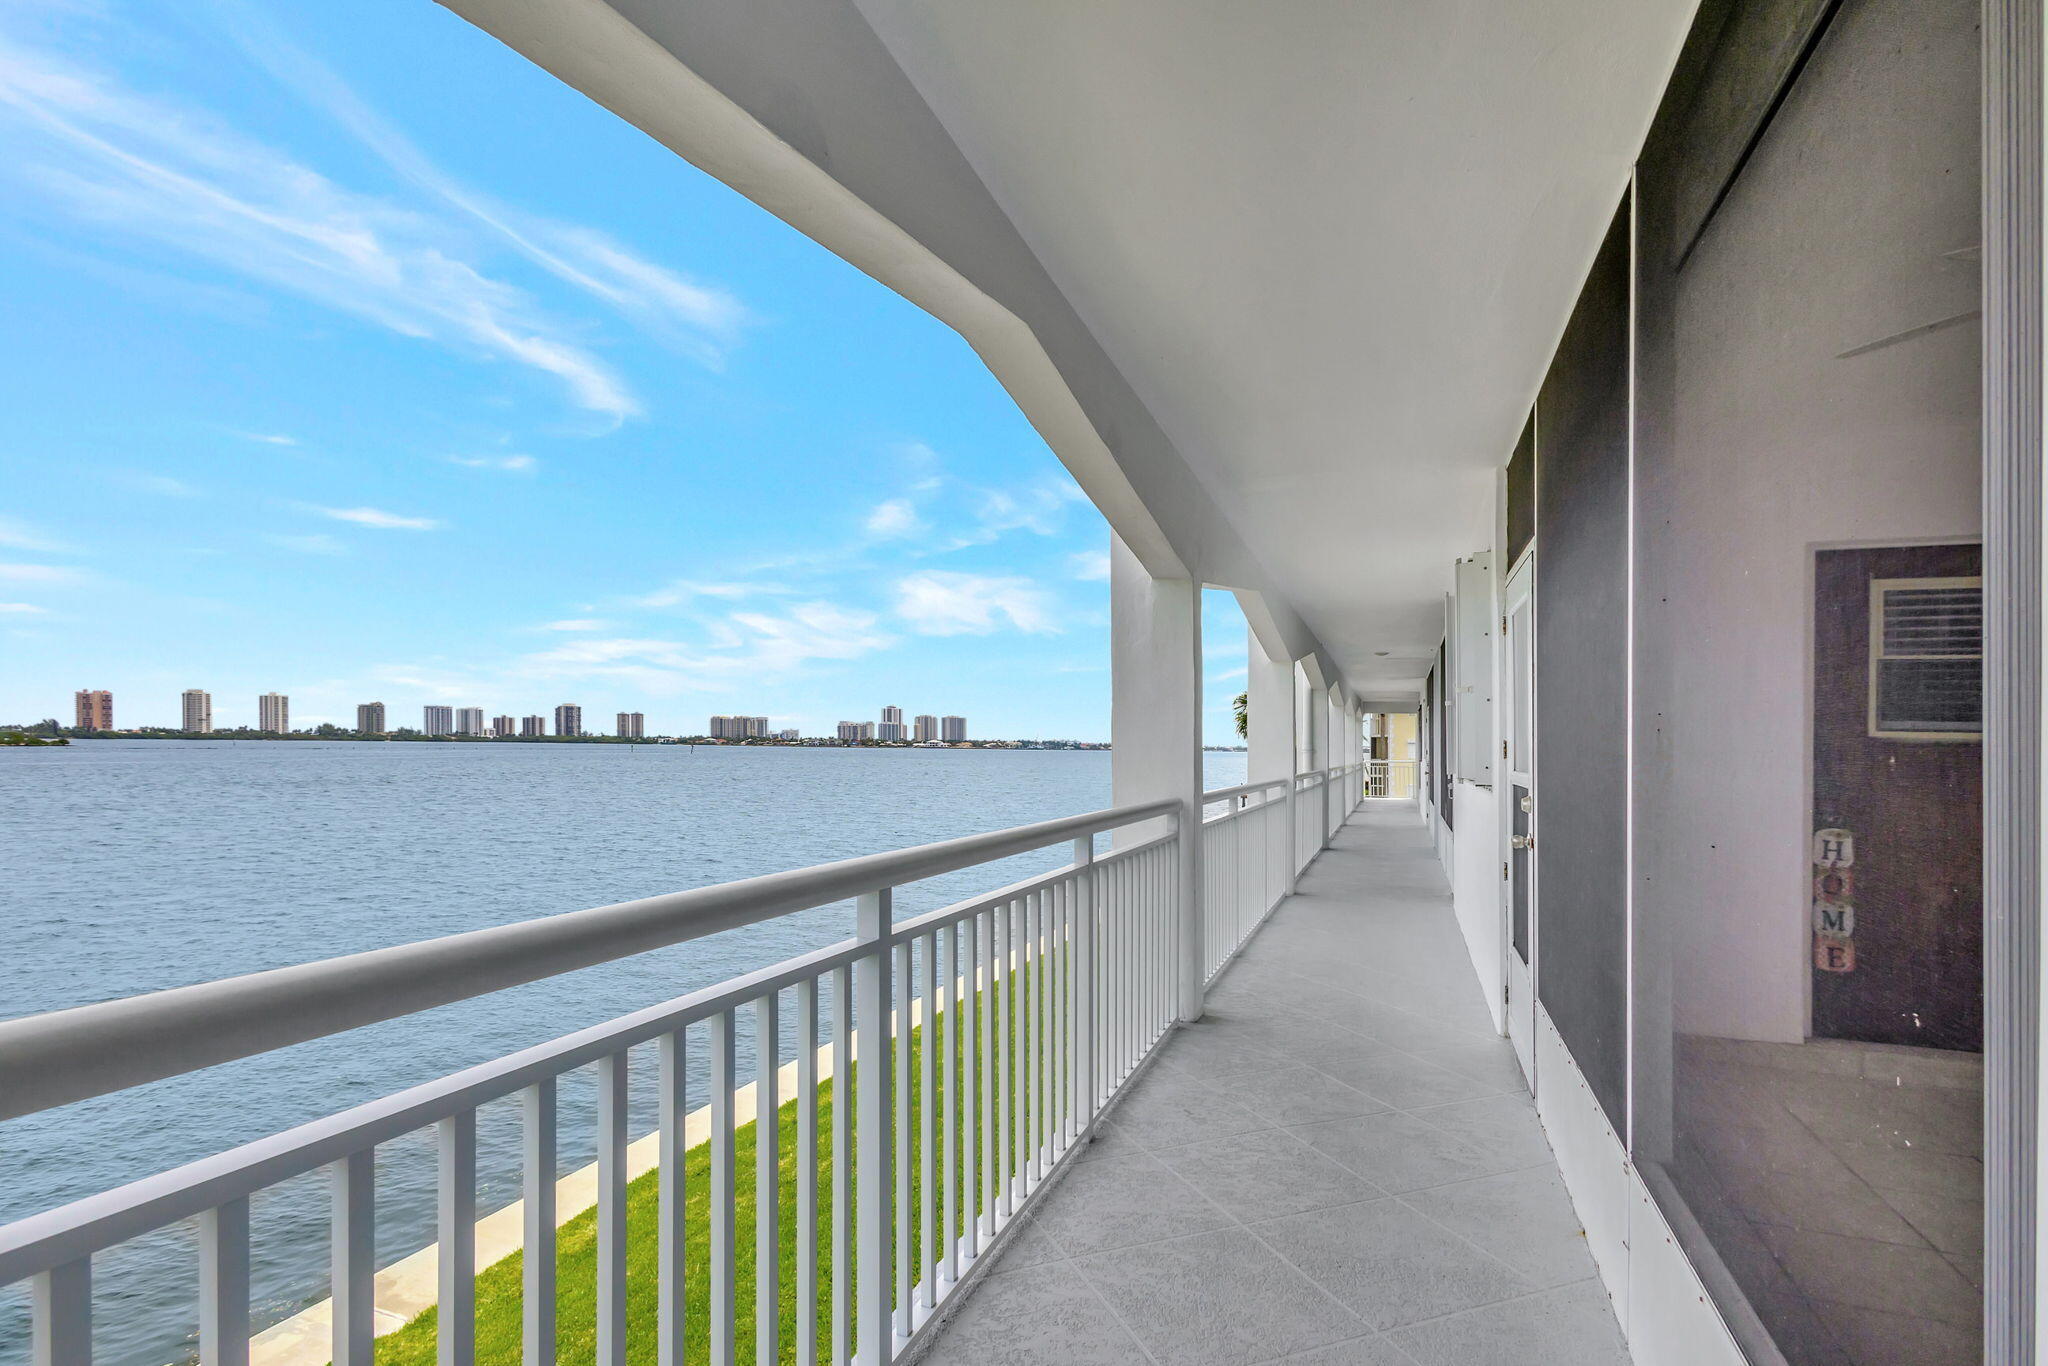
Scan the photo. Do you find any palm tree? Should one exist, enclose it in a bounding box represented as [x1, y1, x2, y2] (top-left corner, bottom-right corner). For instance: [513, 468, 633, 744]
[1232, 691, 1248, 741]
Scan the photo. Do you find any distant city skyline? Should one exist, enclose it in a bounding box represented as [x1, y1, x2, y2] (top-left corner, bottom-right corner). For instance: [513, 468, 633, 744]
[27, 687, 1091, 744]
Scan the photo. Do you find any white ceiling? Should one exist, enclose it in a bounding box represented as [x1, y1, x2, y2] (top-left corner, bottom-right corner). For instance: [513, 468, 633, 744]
[850, 0, 1696, 690]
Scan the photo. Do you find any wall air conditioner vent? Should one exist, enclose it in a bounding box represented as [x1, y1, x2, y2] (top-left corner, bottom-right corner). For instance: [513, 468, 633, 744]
[1868, 577, 1982, 739]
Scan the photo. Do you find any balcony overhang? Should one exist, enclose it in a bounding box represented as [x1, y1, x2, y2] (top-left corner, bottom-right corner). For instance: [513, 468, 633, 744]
[442, 0, 1694, 695]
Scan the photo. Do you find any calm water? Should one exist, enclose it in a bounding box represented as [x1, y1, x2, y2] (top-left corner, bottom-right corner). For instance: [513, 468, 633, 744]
[0, 740, 1244, 1364]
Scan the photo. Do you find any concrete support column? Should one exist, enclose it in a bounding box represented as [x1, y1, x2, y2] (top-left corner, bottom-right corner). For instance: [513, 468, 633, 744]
[1110, 533, 1204, 1023]
[1246, 627, 1298, 890]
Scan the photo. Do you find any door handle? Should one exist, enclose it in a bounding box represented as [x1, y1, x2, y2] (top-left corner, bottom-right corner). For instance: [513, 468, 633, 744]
[1511, 834, 1534, 851]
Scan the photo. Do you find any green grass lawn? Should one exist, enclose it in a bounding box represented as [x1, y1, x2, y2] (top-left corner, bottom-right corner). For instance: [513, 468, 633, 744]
[376, 953, 1068, 1366]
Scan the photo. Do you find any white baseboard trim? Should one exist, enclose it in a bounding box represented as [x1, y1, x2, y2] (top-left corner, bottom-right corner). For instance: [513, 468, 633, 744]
[1532, 1006, 1750, 1366]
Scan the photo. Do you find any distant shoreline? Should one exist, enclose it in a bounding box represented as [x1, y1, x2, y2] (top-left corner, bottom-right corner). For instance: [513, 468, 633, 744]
[3, 729, 1247, 752]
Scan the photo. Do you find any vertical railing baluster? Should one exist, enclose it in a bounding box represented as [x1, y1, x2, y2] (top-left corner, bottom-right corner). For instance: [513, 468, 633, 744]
[965, 912, 984, 1255]
[892, 936, 913, 1340]
[1037, 887, 1049, 1163]
[597, 1053, 628, 1366]
[199, 1198, 249, 1366]
[711, 1010, 738, 1366]
[1073, 838, 1095, 1128]
[331, 1149, 373, 1366]
[830, 964, 853, 1366]
[995, 900, 1012, 1222]
[659, 1030, 688, 1366]
[439, 1110, 477, 1366]
[1035, 888, 1050, 1176]
[32, 1259, 90, 1366]
[524, 1079, 557, 1366]
[1057, 878, 1072, 1149]
[855, 889, 894, 1366]
[797, 978, 820, 1366]
[942, 921, 960, 1284]
[918, 933, 936, 1309]
[1016, 895, 1031, 1202]
[756, 991, 781, 1366]
[1020, 891, 1036, 1188]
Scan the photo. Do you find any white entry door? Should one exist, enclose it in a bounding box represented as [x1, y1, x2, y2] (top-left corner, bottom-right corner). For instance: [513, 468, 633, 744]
[1502, 553, 1536, 1086]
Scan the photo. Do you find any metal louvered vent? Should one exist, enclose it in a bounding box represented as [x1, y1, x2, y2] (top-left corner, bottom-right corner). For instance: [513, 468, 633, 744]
[1870, 578, 1982, 738]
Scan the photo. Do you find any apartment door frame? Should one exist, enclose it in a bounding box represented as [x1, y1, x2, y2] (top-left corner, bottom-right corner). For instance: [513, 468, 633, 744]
[1502, 550, 1537, 1085]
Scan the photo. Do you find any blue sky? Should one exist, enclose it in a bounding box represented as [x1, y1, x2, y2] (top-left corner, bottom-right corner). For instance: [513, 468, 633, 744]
[0, 0, 1248, 742]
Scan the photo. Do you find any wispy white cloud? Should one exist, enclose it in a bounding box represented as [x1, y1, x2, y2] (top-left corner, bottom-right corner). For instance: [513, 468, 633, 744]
[627, 579, 789, 609]
[264, 532, 346, 555]
[894, 571, 1057, 636]
[1069, 549, 1111, 582]
[111, 471, 199, 498]
[0, 515, 73, 554]
[864, 498, 923, 539]
[303, 504, 441, 531]
[448, 453, 537, 473]
[215, 8, 750, 366]
[235, 431, 297, 446]
[543, 618, 610, 631]
[0, 563, 85, 584]
[515, 602, 892, 692]
[0, 601, 49, 614]
[938, 478, 1088, 551]
[0, 32, 642, 418]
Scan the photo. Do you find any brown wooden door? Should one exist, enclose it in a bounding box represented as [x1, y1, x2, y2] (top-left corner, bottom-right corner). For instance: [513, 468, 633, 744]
[1810, 544, 1982, 1051]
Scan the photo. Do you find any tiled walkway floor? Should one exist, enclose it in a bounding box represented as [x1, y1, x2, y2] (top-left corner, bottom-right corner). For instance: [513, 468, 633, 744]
[922, 804, 1632, 1366]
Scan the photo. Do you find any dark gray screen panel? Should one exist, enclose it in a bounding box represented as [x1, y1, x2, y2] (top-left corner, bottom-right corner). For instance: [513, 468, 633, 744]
[1535, 192, 1633, 1130]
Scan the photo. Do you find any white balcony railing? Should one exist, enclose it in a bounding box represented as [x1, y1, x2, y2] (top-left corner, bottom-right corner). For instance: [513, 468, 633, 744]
[1367, 759, 1421, 799]
[0, 766, 1363, 1366]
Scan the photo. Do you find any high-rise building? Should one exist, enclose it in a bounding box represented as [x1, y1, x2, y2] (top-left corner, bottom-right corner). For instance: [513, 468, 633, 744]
[876, 705, 905, 741]
[423, 705, 454, 736]
[942, 715, 968, 742]
[914, 713, 939, 742]
[776, 728, 800, 740]
[182, 690, 213, 733]
[617, 712, 645, 739]
[709, 715, 771, 738]
[356, 702, 386, 734]
[492, 715, 516, 737]
[881, 705, 903, 725]
[836, 720, 876, 741]
[521, 715, 546, 738]
[455, 707, 486, 736]
[258, 693, 289, 734]
[555, 703, 582, 737]
[74, 689, 112, 732]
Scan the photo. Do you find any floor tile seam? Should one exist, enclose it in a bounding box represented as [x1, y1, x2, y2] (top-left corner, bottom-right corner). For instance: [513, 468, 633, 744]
[1111, 1201, 1387, 1341]
[1053, 1257, 1172, 1366]
[1176, 1057, 1410, 1110]
[1376, 1277, 1614, 1338]
[1047, 1141, 1269, 1255]
[1735, 1202, 1939, 1253]
[1378, 1157, 1561, 1194]
[1376, 1186, 1582, 1291]
[1742, 1203, 1970, 1262]
[1233, 1205, 1547, 1338]
[1247, 1327, 1427, 1366]
[1802, 1291, 1985, 1335]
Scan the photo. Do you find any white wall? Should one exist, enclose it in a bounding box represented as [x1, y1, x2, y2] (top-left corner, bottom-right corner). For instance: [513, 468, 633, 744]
[1642, 0, 1980, 1043]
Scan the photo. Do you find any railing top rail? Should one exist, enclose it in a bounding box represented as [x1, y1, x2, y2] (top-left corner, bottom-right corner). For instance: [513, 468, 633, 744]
[1199, 776, 1291, 803]
[0, 795, 1177, 1123]
[0, 932, 866, 1283]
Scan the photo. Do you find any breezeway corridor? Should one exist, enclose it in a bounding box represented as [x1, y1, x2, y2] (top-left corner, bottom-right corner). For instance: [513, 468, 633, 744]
[923, 805, 1630, 1366]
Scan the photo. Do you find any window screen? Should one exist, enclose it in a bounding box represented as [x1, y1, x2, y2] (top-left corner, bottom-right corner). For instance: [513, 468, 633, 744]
[1868, 576, 1983, 739]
